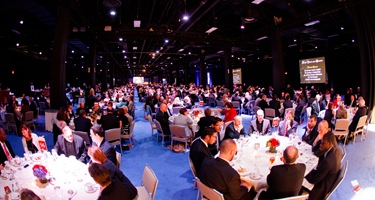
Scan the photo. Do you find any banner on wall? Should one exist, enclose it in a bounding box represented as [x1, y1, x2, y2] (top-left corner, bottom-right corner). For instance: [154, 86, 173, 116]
[232, 68, 242, 84]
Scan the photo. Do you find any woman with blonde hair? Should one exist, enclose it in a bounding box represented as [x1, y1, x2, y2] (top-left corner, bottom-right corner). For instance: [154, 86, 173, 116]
[21, 124, 40, 153]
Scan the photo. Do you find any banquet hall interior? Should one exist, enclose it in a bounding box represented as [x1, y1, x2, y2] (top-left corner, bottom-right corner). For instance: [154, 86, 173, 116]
[1, 0, 375, 199]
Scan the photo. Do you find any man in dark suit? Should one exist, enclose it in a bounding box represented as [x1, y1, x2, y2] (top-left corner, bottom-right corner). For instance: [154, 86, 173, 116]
[199, 139, 254, 200]
[90, 124, 117, 165]
[224, 116, 246, 140]
[197, 108, 215, 135]
[155, 103, 171, 135]
[189, 127, 217, 175]
[98, 112, 120, 131]
[348, 98, 367, 137]
[54, 126, 87, 163]
[259, 146, 306, 199]
[305, 132, 341, 200]
[258, 94, 269, 112]
[0, 127, 15, 168]
[74, 110, 92, 138]
[302, 114, 319, 145]
[88, 163, 138, 200]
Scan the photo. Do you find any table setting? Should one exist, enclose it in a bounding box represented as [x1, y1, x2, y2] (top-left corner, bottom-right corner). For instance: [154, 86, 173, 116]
[230, 133, 319, 192]
[0, 150, 99, 200]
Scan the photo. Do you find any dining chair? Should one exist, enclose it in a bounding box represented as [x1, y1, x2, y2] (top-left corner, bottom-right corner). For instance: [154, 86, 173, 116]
[306, 107, 312, 119]
[121, 121, 136, 147]
[337, 144, 346, 163]
[105, 128, 122, 154]
[153, 119, 168, 147]
[5, 113, 17, 134]
[73, 131, 91, 146]
[324, 161, 348, 200]
[136, 164, 159, 200]
[188, 155, 198, 190]
[231, 101, 241, 115]
[38, 102, 46, 115]
[265, 108, 276, 121]
[207, 96, 216, 107]
[353, 115, 367, 144]
[116, 151, 121, 169]
[24, 111, 36, 130]
[332, 119, 350, 146]
[148, 115, 157, 137]
[170, 125, 192, 152]
[195, 177, 224, 200]
[216, 101, 225, 110]
[173, 107, 183, 115]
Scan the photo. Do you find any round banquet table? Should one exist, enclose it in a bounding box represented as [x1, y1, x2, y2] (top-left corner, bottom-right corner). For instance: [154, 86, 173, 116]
[230, 135, 319, 192]
[0, 152, 99, 200]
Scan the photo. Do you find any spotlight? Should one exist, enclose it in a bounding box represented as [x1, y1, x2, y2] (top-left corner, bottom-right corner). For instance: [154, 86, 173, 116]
[240, 25, 245, 29]
[165, 39, 169, 43]
[19, 20, 23, 24]
[182, 15, 189, 21]
[110, 10, 116, 16]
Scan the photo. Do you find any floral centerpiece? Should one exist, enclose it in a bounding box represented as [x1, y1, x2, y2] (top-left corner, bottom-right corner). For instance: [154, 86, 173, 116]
[193, 110, 199, 116]
[32, 164, 48, 184]
[266, 138, 280, 153]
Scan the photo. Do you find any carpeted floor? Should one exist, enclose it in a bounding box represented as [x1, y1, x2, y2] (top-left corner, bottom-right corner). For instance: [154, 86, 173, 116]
[5, 101, 375, 200]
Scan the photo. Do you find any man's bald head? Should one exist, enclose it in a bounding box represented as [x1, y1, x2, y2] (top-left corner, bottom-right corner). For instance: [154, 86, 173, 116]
[219, 139, 237, 154]
[318, 120, 329, 135]
[160, 103, 168, 112]
[283, 146, 299, 164]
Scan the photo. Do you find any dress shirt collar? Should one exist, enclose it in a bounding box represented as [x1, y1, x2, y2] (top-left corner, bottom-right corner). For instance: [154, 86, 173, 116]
[199, 137, 208, 147]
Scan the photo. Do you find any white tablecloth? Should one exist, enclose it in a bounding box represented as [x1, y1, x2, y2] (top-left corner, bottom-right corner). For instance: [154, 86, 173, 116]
[231, 135, 318, 192]
[45, 110, 58, 132]
[0, 153, 99, 199]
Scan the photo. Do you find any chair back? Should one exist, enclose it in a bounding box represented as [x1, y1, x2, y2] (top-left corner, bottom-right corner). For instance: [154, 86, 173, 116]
[231, 101, 240, 108]
[105, 128, 121, 144]
[337, 144, 346, 163]
[253, 106, 261, 114]
[265, 108, 276, 120]
[116, 151, 121, 169]
[39, 102, 46, 110]
[148, 114, 153, 125]
[154, 119, 164, 134]
[356, 115, 367, 131]
[24, 111, 34, 122]
[285, 108, 295, 117]
[196, 178, 224, 200]
[169, 125, 187, 138]
[275, 194, 309, 200]
[5, 113, 15, 123]
[142, 164, 159, 200]
[334, 119, 350, 131]
[188, 155, 197, 177]
[173, 107, 183, 115]
[223, 121, 232, 131]
[325, 161, 348, 199]
[73, 131, 91, 146]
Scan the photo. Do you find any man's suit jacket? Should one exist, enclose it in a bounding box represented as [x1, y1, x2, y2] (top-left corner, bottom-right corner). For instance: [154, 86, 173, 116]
[302, 125, 319, 145]
[306, 147, 341, 200]
[199, 157, 251, 200]
[0, 141, 15, 165]
[99, 180, 138, 200]
[278, 120, 298, 137]
[74, 116, 92, 134]
[54, 135, 87, 163]
[197, 116, 215, 132]
[189, 138, 212, 175]
[93, 139, 116, 165]
[224, 122, 245, 140]
[249, 119, 270, 135]
[259, 163, 306, 200]
[349, 106, 367, 132]
[102, 160, 137, 195]
[156, 110, 171, 135]
[98, 114, 120, 131]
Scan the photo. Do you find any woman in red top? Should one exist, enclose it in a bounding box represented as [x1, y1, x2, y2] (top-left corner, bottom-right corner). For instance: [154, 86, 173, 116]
[220, 102, 237, 122]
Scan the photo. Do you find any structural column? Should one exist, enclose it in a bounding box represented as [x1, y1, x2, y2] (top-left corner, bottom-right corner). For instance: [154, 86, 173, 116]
[351, 0, 375, 122]
[49, 3, 70, 109]
[224, 47, 233, 91]
[200, 49, 207, 86]
[271, 29, 285, 95]
[89, 42, 97, 88]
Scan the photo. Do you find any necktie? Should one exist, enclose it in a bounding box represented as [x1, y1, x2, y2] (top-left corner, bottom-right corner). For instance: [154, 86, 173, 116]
[2, 143, 12, 161]
[284, 123, 288, 136]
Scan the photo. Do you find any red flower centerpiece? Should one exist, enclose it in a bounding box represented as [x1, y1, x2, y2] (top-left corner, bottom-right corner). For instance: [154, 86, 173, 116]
[32, 164, 48, 184]
[266, 138, 280, 153]
[193, 110, 199, 116]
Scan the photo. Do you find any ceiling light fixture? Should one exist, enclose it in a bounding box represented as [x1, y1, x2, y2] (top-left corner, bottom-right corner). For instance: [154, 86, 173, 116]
[110, 10, 116, 16]
[341, 27, 344, 30]
[122, 50, 126, 53]
[19, 20, 23, 24]
[256, 36, 268, 41]
[240, 25, 245, 29]
[252, 0, 264, 5]
[182, 15, 189, 21]
[304, 20, 320, 26]
[119, 38, 123, 41]
[133, 47, 138, 50]
[16, 43, 19, 47]
[178, 49, 184, 52]
[165, 39, 169, 43]
[205, 27, 218, 34]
